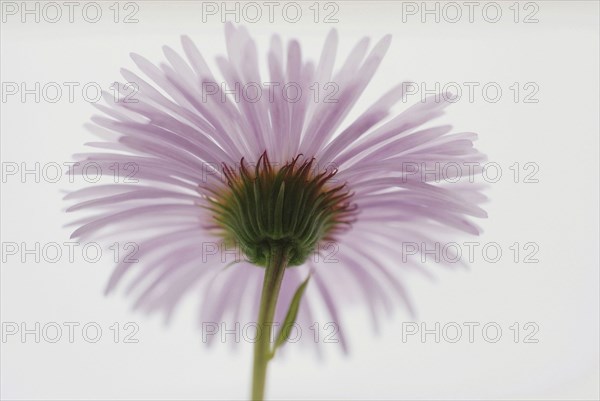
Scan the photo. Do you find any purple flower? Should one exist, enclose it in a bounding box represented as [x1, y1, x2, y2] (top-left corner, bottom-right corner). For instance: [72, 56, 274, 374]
[66, 23, 487, 356]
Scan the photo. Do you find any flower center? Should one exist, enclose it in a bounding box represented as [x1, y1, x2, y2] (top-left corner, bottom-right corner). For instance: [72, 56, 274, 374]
[209, 153, 356, 267]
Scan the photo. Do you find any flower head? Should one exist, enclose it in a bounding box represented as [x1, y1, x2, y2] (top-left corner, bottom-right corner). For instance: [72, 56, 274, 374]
[67, 23, 487, 350]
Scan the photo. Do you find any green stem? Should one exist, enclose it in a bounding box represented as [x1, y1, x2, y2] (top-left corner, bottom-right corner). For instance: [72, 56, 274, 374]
[251, 246, 289, 401]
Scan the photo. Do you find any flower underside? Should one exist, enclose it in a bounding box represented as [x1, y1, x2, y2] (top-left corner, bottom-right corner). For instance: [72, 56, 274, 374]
[209, 152, 356, 267]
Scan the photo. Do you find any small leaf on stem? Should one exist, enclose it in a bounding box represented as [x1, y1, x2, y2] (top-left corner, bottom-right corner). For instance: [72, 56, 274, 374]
[271, 274, 311, 357]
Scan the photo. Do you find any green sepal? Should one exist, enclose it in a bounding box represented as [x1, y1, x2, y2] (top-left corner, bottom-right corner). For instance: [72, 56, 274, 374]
[211, 152, 356, 267]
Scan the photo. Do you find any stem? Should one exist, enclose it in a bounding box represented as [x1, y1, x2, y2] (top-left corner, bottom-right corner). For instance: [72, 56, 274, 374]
[251, 246, 289, 401]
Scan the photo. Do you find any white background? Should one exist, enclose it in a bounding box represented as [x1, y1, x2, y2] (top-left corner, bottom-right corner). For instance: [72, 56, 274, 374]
[1, 1, 599, 400]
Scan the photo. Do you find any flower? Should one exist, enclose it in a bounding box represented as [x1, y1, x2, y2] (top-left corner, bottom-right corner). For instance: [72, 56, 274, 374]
[66, 23, 487, 356]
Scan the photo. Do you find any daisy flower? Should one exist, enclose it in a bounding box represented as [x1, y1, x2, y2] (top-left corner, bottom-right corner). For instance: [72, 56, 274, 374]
[66, 23, 487, 400]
